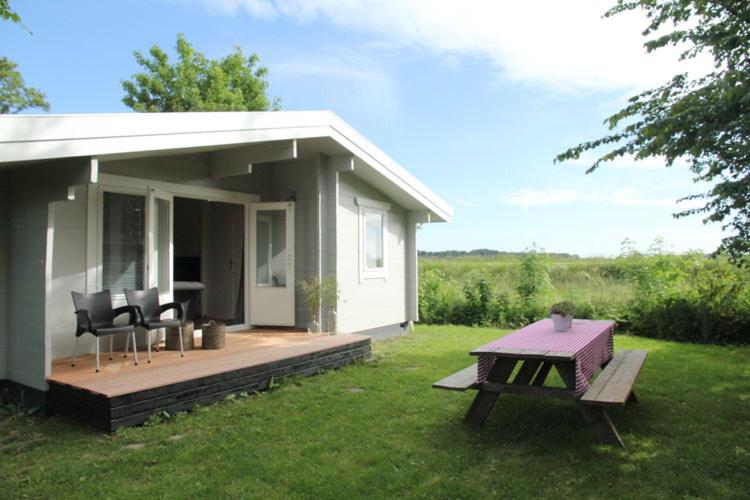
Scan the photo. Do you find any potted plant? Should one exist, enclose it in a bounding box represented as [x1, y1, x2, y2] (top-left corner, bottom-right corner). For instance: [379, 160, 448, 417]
[550, 301, 576, 332]
[299, 275, 339, 335]
[320, 275, 339, 335]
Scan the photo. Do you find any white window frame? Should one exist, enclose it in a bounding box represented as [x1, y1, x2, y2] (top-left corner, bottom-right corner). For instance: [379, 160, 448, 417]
[355, 197, 390, 283]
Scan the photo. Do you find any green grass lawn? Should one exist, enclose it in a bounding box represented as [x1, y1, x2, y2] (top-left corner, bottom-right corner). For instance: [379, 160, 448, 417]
[2, 325, 749, 498]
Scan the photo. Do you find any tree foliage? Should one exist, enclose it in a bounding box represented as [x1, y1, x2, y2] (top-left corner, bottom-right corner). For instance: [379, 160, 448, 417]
[0, 57, 50, 114]
[122, 34, 279, 112]
[0, 0, 20, 24]
[556, 0, 750, 262]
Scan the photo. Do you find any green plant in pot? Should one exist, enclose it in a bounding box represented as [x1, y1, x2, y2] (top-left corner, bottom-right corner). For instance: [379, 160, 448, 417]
[299, 275, 339, 334]
[550, 301, 576, 332]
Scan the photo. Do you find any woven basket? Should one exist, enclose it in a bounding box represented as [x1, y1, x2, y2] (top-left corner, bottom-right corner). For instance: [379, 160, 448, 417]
[166, 321, 194, 351]
[202, 321, 226, 350]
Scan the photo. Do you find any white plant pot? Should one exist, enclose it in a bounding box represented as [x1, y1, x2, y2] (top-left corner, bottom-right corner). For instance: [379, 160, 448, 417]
[551, 313, 573, 332]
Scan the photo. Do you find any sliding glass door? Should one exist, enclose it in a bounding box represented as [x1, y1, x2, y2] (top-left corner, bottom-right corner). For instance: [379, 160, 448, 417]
[99, 187, 173, 298]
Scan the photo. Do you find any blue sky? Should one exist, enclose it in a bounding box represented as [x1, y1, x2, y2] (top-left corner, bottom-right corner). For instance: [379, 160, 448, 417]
[2, 0, 724, 256]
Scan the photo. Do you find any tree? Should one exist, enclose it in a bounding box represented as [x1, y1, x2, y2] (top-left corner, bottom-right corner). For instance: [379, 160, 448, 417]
[556, 0, 750, 262]
[122, 34, 279, 112]
[0, 0, 20, 24]
[0, 57, 50, 113]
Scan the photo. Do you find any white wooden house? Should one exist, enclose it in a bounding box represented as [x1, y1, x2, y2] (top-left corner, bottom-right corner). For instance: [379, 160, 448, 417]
[0, 111, 452, 409]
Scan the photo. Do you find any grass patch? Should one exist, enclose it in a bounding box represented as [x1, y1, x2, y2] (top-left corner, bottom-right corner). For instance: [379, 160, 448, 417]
[1, 325, 749, 498]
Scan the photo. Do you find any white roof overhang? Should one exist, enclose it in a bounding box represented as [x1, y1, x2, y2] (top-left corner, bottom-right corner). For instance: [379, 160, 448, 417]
[0, 111, 452, 222]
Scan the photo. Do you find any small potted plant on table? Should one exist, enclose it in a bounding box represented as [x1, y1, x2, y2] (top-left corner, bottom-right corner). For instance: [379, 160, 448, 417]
[550, 301, 576, 332]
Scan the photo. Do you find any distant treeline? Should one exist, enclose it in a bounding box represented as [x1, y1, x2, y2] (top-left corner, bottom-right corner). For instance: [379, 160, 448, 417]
[419, 249, 581, 259]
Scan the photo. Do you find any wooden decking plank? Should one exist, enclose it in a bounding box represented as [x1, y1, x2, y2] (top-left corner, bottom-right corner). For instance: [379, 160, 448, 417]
[432, 364, 478, 391]
[47, 332, 369, 398]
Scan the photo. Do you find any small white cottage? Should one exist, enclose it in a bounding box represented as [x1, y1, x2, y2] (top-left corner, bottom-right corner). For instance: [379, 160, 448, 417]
[0, 111, 452, 412]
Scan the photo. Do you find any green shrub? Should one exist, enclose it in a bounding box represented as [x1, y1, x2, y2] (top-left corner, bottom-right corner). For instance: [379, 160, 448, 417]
[417, 249, 750, 344]
[514, 245, 551, 303]
[622, 253, 750, 343]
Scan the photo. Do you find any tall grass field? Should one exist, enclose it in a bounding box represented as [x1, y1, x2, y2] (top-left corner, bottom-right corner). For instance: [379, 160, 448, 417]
[418, 247, 750, 344]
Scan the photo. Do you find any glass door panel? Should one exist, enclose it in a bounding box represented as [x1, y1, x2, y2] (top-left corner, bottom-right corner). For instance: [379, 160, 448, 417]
[148, 188, 173, 294]
[255, 210, 287, 287]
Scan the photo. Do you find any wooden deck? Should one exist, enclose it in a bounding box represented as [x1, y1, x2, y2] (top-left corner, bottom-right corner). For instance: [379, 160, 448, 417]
[47, 330, 371, 431]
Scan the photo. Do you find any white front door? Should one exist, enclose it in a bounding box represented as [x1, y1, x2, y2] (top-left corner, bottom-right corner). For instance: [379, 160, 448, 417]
[250, 202, 295, 326]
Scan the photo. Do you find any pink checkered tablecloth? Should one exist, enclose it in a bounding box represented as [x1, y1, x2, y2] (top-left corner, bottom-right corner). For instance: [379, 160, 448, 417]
[475, 319, 615, 396]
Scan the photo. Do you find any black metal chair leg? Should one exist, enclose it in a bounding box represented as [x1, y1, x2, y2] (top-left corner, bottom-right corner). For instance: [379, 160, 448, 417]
[178, 326, 184, 357]
[95, 337, 100, 373]
[71, 337, 79, 367]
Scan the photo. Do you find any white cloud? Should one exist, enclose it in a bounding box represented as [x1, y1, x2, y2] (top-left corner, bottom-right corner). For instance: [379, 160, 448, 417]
[505, 188, 681, 208]
[438, 54, 462, 72]
[271, 48, 400, 115]
[179, 0, 711, 92]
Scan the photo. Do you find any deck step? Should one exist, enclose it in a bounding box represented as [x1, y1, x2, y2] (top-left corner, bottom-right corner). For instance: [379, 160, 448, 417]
[433, 364, 478, 391]
[580, 349, 648, 406]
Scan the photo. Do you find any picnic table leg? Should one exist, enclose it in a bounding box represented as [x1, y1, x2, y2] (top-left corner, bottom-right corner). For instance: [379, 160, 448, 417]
[463, 391, 500, 427]
[553, 361, 577, 389]
[627, 391, 639, 404]
[577, 403, 625, 448]
[531, 361, 553, 386]
[463, 358, 517, 427]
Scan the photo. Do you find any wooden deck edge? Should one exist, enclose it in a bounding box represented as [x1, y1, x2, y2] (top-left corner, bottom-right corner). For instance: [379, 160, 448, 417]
[47, 338, 371, 431]
[112, 338, 371, 404]
[109, 344, 371, 419]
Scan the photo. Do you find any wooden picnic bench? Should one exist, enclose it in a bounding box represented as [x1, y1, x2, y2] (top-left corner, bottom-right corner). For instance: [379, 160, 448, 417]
[433, 349, 648, 448]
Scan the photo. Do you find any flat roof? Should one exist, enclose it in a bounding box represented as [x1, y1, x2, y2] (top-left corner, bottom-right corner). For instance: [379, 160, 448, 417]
[0, 111, 452, 222]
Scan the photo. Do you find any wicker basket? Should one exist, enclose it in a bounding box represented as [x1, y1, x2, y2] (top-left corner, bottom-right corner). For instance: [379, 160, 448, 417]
[166, 321, 194, 351]
[202, 321, 226, 350]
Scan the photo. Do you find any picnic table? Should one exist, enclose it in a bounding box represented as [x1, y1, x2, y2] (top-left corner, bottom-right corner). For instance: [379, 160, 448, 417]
[433, 319, 648, 448]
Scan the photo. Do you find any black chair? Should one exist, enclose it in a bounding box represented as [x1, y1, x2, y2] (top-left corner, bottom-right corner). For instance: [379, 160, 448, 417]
[71, 290, 139, 373]
[124, 288, 185, 362]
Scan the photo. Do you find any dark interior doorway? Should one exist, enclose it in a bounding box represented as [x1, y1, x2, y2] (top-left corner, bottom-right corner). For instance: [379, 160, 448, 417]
[173, 197, 245, 329]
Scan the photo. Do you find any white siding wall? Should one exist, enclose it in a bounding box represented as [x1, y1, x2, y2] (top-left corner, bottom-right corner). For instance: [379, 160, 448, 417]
[47, 185, 88, 360]
[0, 173, 8, 380]
[264, 160, 319, 328]
[336, 173, 407, 333]
[321, 161, 338, 331]
[6, 162, 86, 390]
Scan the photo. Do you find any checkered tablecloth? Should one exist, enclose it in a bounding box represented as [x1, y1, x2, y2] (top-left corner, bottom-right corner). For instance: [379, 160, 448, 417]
[475, 319, 615, 396]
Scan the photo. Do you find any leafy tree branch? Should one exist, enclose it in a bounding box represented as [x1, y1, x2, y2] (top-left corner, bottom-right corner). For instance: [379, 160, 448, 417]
[122, 34, 280, 112]
[556, 0, 750, 262]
